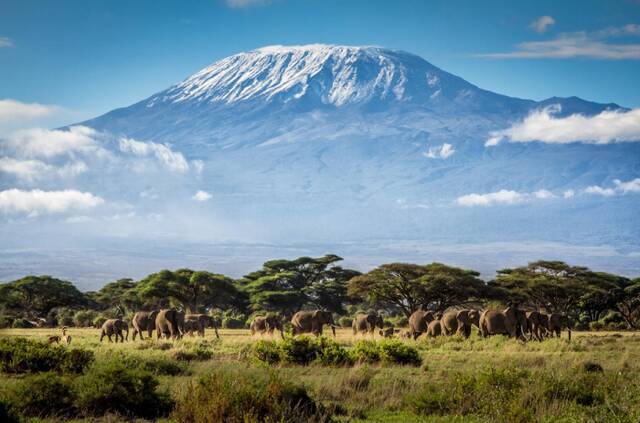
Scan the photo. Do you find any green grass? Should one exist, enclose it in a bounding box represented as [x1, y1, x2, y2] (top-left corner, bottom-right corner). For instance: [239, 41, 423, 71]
[1, 328, 639, 421]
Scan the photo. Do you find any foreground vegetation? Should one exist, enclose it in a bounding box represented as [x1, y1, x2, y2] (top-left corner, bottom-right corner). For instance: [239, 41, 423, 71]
[1, 327, 639, 422]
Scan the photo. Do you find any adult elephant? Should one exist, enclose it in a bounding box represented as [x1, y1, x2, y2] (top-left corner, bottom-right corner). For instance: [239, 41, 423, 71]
[155, 308, 184, 340]
[352, 312, 384, 337]
[100, 318, 129, 342]
[131, 310, 159, 341]
[526, 311, 547, 342]
[426, 319, 442, 337]
[408, 309, 436, 340]
[184, 313, 220, 339]
[441, 309, 480, 338]
[291, 310, 336, 337]
[547, 313, 572, 340]
[479, 307, 528, 339]
[250, 315, 284, 338]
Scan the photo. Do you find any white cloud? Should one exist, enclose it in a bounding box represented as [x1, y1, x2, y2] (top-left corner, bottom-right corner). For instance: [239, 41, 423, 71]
[424, 143, 455, 159]
[226, 0, 272, 8]
[478, 25, 640, 60]
[192, 160, 204, 174]
[533, 189, 555, 199]
[486, 105, 640, 146]
[0, 189, 104, 216]
[0, 37, 13, 48]
[584, 185, 616, 197]
[457, 190, 526, 207]
[119, 137, 190, 173]
[3, 126, 102, 158]
[0, 99, 58, 123]
[614, 178, 640, 193]
[0, 158, 87, 182]
[530, 16, 555, 34]
[563, 189, 575, 199]
[192, 190, 212, 202]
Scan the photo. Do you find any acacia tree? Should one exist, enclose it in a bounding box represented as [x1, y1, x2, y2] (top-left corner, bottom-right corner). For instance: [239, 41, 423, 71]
[136, 269, 242, 313]
[614, 278, 640, 329]
[348, 263, 484, 317]
[240, 254, 360, 316]
[490, 261, 612, 314]
[89, 278, 142, 315]
[0, 276, 86, 319]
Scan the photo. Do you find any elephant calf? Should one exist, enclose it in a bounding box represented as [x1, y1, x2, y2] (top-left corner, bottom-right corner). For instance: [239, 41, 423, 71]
[378, 327, 400, 338]
[100, 318, 129, 343]
[441, 309, 480, 338]
[352, 312, 384, 337]
[426, 320, 442, 337]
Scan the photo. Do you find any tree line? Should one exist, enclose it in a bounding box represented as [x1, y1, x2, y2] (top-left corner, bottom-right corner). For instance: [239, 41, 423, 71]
[1, 255, 638, 331]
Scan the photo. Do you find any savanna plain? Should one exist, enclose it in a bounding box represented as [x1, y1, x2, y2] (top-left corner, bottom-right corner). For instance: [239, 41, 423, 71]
[1, 327, 639, 422]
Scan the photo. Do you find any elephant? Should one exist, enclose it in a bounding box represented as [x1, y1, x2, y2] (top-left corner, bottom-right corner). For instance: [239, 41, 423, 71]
[546, 313, 572, 340]
[184, 313, 220, 339]
[182, 319, 200, 336]
[155, 308, 184, 340]
[352, 312, 384, 337]
[291, 310, 336, 337]
[426, 319, 442, 337]
[250, 315, 284, 338]
[441, 309, 481, 338]
[526, 310, 547, 341]
[100, 318, 129, 342]
[131, 310, 159, 341]
[408, 309, 436, 339]
[479, 307, 528, 339]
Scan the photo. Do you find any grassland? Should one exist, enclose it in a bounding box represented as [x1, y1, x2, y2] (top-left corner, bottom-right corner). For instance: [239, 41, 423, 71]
[1, 328, 640, 422]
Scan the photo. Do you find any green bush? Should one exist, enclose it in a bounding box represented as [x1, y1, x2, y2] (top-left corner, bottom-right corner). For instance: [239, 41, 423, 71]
[120, 353, 187, 376]
[253, 340, 281, 365]
[73, 310, 99, 327]
[172, 369, 329, 422]
[314, 337, 354, 366]
[279, 336, 319, 365]
[3, 372, 75, 418]
[351, 340, 381, 364]
[0, 337, 93, 374]
[73, 359, 172, 419]
[378, 339, 422, 366]
[171, 341, 214, 361]
[253, 337, 352, 366]
[589, 321, 605, 331]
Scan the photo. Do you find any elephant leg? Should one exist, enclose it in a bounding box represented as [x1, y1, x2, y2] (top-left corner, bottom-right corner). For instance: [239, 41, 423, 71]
[100, 331, 105, 342]
[108, 334, 113, 342]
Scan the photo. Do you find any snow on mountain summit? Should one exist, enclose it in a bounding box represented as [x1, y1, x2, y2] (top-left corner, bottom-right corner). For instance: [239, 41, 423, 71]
[148, 44, 476, 107]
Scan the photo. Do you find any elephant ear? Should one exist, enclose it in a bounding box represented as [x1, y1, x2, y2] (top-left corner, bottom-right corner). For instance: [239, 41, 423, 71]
[312, 310, 321, 319]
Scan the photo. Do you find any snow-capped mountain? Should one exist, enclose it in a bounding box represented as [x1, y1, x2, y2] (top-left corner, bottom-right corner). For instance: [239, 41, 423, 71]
[2, 44, 637, 287]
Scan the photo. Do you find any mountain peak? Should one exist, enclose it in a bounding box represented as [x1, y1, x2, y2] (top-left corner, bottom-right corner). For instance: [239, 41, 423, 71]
[146, 44, 459, 108]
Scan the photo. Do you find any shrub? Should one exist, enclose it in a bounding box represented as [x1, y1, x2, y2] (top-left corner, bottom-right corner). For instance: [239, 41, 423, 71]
[583, 361, 604, 373]
[120, 353, 187, 376]
[378, 339, 421, 366]
[589, 321, 605, 331]
[73, 359, 172, 419]
[3, 372, 75, 418]
[171, 342, 213, 361]
[0, 337, 93, 374]
[279, 336, 319, 365]
[351, 340, 381, 364]
[172, 370, 329, 422]
[338, 316, 353, 328]
[253, 340, 281, 365]
[73, 310, 99, 327]
[314, 337, 353, 366]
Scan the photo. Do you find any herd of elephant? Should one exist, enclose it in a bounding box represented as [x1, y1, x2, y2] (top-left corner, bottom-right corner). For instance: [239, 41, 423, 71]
[403, 307, 571, 341]
[99, 307, 571, 343]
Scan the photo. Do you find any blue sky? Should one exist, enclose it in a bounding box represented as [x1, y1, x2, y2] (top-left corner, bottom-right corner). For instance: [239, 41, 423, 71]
[1, 0, 640, 125]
